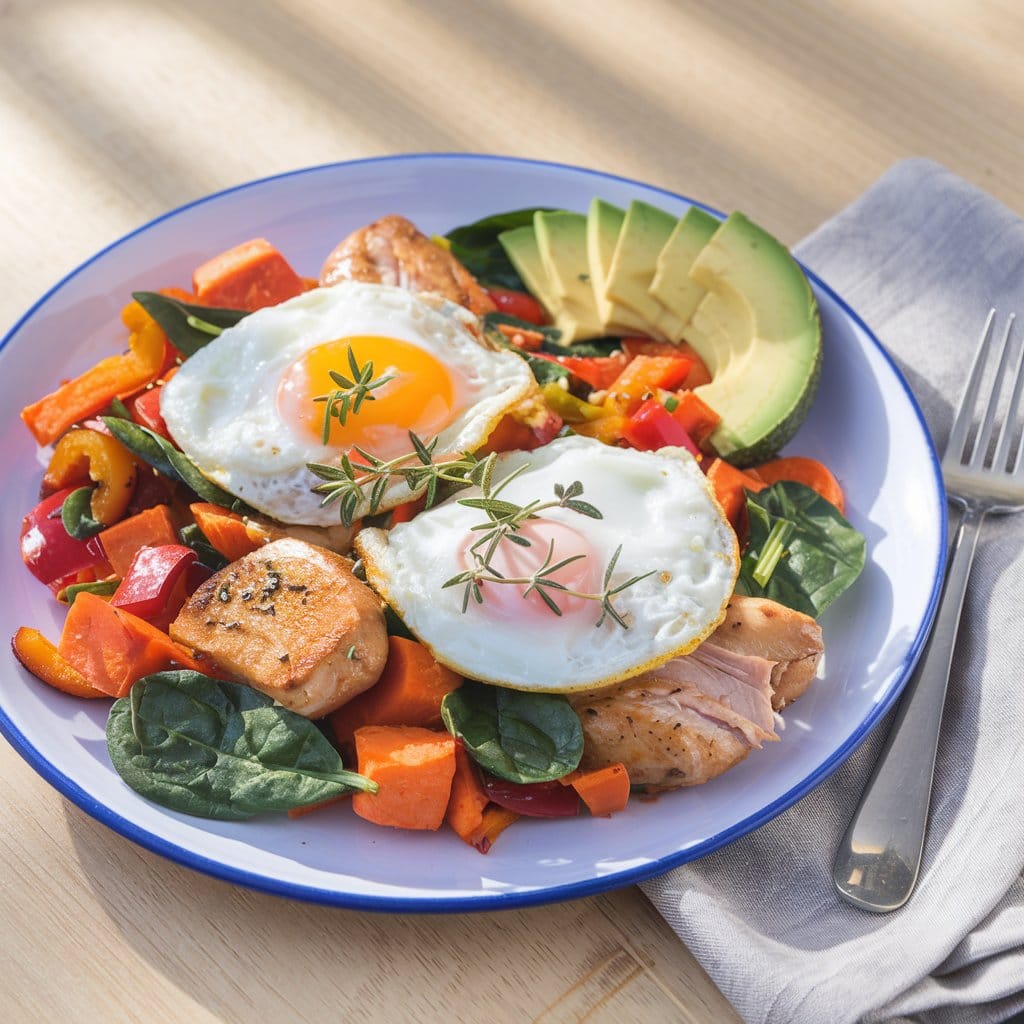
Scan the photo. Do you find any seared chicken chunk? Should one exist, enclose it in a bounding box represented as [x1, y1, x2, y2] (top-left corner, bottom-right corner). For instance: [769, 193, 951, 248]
[319, 214, 496, 317]
[171, 538, 387, 718]
[710, 595, 823, 710]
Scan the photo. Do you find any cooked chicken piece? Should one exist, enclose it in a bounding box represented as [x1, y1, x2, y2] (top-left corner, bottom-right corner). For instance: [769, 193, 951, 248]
[570, 644, 778, 791]
[319, 214, 496, 317]
[171, 538, 387, 718]
[569, 597, 826, 791]
[709, 595, 823, 710]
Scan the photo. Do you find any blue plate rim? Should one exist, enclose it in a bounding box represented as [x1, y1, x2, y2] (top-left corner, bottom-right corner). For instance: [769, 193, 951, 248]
[0, 152, 948, 913]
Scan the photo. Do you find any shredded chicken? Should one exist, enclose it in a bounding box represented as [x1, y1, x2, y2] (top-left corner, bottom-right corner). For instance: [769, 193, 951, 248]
[570, 596, 825, 790]
[710, 595, 823, 710]
[319, 214, 496, 317]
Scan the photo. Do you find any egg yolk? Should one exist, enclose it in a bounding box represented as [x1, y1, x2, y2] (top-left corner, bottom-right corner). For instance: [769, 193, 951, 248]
[458, 519, 602, 621]
[277, 335, 459, 460]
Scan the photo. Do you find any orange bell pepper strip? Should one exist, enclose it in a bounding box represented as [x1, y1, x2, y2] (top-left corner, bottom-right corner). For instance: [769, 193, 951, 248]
[43, 428, 138, 525]
[11, 626, 108, 699]
[21, 306, 172, 446]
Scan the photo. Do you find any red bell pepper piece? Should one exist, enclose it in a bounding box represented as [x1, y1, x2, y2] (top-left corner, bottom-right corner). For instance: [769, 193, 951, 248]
[20, 489, 109, 592]
[129, 386, 173, 442]
[532, 351, 629, 391]
[481, 776, 580, 818]
[486, 287, 548, 325]
[110, 544, 198, 620]
[622, 397, 701, 457]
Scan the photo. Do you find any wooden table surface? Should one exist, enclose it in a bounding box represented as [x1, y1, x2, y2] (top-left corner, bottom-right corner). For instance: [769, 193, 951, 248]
[2, 2, 1021, 1021]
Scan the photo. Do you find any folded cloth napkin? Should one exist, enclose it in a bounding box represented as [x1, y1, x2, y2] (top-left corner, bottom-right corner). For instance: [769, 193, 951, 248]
[641, 159, 1024, 1024]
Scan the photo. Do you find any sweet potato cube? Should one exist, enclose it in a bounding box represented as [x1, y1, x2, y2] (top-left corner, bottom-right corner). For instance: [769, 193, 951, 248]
[351, 726, 456, 831]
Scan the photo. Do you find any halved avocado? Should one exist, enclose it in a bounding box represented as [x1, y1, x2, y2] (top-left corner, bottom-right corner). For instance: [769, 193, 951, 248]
[684, 212, 821, 467]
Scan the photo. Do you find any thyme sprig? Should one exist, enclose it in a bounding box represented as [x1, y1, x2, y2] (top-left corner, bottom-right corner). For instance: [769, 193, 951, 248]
[307, 431, 492, 526]
[315, 346, 396, 443]
[443, 477, 654, 630]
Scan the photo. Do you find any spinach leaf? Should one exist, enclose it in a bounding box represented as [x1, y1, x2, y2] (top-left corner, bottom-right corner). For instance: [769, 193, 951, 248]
[445, 208, 554, 290]
[101, 416, 254, 515]
[178, 523, 229, 571]
[61, 486, 104, 539]
[383, 603, 416, 641]
[736, 481, 866, 618]
[107, 671, 377, 820]
[132, 291, 249, 358]
[441, 682, 583, 784]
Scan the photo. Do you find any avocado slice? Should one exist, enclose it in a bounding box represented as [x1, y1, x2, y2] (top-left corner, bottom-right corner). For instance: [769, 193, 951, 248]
[497, 225, 577, 339]
[532, 211, 605, 341]
[585, 199, 658, 337]
[604, 201, 688, 340]
[498, 225, 557, 312]
[648, 206, 720, 323]
[684, 212, 822, 466]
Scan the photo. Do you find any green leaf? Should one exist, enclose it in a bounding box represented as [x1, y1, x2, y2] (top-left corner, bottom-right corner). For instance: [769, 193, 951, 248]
[63, 579, 119, 604]
[440, 683, 583, 784]
[132, 291, 249, 358]
[107, 397, 132, 420]
[106, 671, 377, 820]
[445, 209, 555, 289]
[383, 604, 416, 640]
[539, 336, 624, 358]
[102, 416, 254, 514]
[736, 481, 866, 618]
[61, 486, 104, 539]
[178, 523, 229, 571]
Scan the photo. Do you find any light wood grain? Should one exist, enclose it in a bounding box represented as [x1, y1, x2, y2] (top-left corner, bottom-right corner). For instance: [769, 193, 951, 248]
[1, 2, 1021, 1021]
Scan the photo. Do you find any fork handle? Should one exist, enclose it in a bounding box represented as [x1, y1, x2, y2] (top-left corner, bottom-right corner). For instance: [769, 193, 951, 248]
[832, 505, 983, 912]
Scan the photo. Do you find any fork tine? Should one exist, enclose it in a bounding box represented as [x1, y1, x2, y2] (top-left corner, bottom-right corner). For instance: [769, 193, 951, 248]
[969, 312, 1016, 467]
[947, 309, 996, 462]
[992, 316, 1024, 472]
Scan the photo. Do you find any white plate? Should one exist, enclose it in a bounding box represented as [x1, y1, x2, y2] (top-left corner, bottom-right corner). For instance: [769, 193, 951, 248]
[0, 155, 945, 911]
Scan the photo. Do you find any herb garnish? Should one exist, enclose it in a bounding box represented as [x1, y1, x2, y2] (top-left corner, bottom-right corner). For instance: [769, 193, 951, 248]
[442, 476, 654, 629]
[316, 346, 396, 443]
[307, 431, 494, 526]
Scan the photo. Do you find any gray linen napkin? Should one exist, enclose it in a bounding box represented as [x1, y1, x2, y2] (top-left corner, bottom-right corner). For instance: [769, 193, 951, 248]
[641, 159, 1024, 1024]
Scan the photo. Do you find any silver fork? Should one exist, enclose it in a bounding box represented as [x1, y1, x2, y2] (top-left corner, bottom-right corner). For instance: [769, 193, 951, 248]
[833, 309, 1024, 912]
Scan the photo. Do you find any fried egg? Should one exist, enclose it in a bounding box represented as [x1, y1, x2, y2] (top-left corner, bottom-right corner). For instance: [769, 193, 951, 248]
[160, 283, 536, 525]
[355, 436, 740, 692]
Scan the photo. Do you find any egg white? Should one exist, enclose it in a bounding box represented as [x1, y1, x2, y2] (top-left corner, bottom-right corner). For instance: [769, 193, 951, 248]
[160, 283, 536, 525]
[356, 436, 740, 692]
